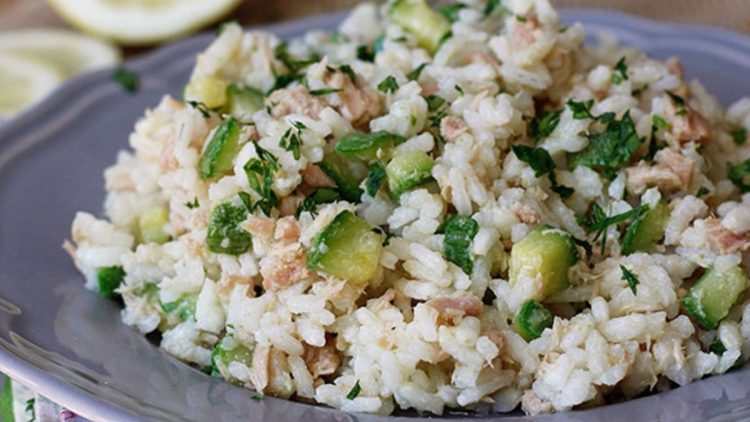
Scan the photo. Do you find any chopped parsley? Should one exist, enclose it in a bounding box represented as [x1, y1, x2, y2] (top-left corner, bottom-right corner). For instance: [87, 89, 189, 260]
[26, 397, 36, 422]
[187, 100, 220, 118]
[728, 159, 750, 193]
[651, 114, 671, 131]
[620, 265, 639, 295]
[378, 75, 399, 93]
[696, 186, 710, 198]
[585, 203, 649, 254]
[339, 64, 356, 83]
[454, 84, 464, 95]
[666, 91, 688, 116]
[710, 340, 727, 355]
[439, 3, 466, 22]
[511, 145, 575, 199]
[346, 380, 362, 400]
[296, 188, 340, 218]
[206, 202, 252, 255]
[515, 14, 528, 22]
[114, 67, 139, 93]
[529, 109, 562, 139]
[731, 127, 747, 145]
[309, 87, 342, 96]
[238, 191, 253, 212]
[566, 98, 595, 120]
[252, 394, 262, 401]
[243, 143, 280, 215]
[443, 214, 479, 275]
[274, 42, 319, 74]
[568, 110, 642, 178]
[425, 95, 446, 111]
[483, 0, 508, 17]
[185, 197, 200, 209]
[279, 121, 306, 160]
[425, 95, 450, 129]
[620, 204, 651, 254]
[407, 63, 428, 81]
[365, 162, 387, 196]
[96, 266, 125, 298]
[611, 57, 628, 85]
[356, 44, 375, 62]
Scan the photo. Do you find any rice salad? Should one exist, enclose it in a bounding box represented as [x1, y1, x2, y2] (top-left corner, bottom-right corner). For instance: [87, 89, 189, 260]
[65, 0, 750, 416]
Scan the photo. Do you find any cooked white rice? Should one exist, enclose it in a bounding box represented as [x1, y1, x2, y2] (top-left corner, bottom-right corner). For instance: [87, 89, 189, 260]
[66, 0, 750, 416]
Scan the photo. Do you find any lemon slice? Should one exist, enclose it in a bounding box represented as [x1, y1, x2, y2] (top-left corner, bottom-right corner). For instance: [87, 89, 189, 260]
[0, 54, 63, 118]
[46, 0, 243, 46]
[0, 30, 120, 78]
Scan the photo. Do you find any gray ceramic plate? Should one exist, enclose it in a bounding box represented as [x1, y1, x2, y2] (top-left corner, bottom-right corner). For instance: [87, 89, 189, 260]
[2, 8, 750, 422]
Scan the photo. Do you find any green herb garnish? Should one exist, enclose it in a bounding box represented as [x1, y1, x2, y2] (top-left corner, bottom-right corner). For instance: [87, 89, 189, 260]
[309, 87, 343, 96]
[511, 145, 575, 199]
[243, 143, 280, 215]
[97, 266, 126, 298]
[566, 98, 595, 120]
[728, 159, 750, 193]
[620, 265, 639, 294]
[378, 75, 399, 94]
[696, 186, 710, 198]
[731, 127, 747, 145]
[529, 109, 562, 139]
[114, 67, 139, 93]
[407, 63, 428, 81]
[611, 57, 628, 85]
[279, 121, 306, 160]
[651, 114, 671, 130]
[365, 162, 387, 196]
[454, 84, 464, 95]
[185, 197, 200, 209]
[439, 3, 465, 22]
[568, 110, 641, 177]
[347, 380, 362, 400]
[666, 91, 688, 116]
[443, 214, 479, 275]
[339, 64, 356, 83]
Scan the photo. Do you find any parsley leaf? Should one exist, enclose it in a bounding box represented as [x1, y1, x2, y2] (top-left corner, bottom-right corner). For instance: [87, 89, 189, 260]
[114, 67, 139, 93]
[568, 110, 642, 177]
[356, 44, 375, 62]
[611, 57, 628, 85]
[530, 109, 562, 139]
[339, 64, 356, 83]
[347, 380, 362, 400]
[187, 101, 221, 119]
[696, 186, 710, 198]
[425, 95, 450, 129]
[666, 91, 688, 116]
[728, 159, 750, 193]
[424, 95, 446, 112]
[274, 42, 319, 74]
[566, 98, 595, 120]
[26, 397, 36, 422]
[512, 145, 575, 198]
[309, 87, 342, 96]
[710, 340, 727, 355]
[296, 188, 340, 218]
[378, 75, 399, 93]
[365, 162, 387, 196]
[515, 14, 528, 22]
[206, 202, 252, 255]
[483, 0, 508, 17]
[243, 143, 280, 215]
[185, 197, 200, 209]
[651, 114, 671, 130]
[252, 394, 262, 401]
[439, 3, 466, 22]
[585, 203, 648, 254]
[407, 63, 428, 81]
[620, 265, 639, 294]
[279, 121, 305, 160]
[620, 204, 651, 255]
[454, 84, 464, 95]
[443, 215, 479, 275]
[731, 127, 747, 145]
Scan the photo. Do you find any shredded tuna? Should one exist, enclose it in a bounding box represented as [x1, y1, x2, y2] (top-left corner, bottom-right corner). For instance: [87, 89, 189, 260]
[426, 295, 484, 325]
[274, 216, 301, 241]
[626, 150, 693, 194]
[440, 115, 469, 142]
[301, 163, 336, 188]
[303, 335, 341, 379]
[705, 218, 750, 254]
[511, 201, 541, 224]
[267, 85, 325, 119]
[244, 216, 276, 240]
[326, 71, 382, 128]
[260, 242, 309, 291]
[510, 15, 542, 51]
[279, 195, 303, 217]
[655, 148, 693, 188]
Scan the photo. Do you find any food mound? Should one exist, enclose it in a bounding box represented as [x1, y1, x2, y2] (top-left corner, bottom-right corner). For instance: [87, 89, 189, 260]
[66, 0, 750, 416]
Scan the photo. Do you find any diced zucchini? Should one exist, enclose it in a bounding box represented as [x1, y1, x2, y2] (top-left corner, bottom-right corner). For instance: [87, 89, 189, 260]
[386, 151, 434, 199]
[138, 206, 170, 244]
[206, 202, 252, 255]
[307, 210, 384, 284]
[318, 152, 367, 202]
[160, 294, 198, 322]
[225, 84, 264, 118]
[184, 76, 227, 109]
[199, 117, 242, 179]
[389, 0, 452, 53]
[682, 266, 749, 329]
[513, 299, 553, 341]
[97, 266, 125, 298]
[211, 335, 254, 378]
[335, 131, 406, 162]
[509, 226, 578, 298]
[621, 201, 670, 255]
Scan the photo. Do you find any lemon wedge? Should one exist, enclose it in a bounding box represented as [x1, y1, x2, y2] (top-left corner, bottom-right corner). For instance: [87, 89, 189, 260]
[0, 54, 63, 118]
[0, 30, 120, 77]
[46, 0, 243, 45]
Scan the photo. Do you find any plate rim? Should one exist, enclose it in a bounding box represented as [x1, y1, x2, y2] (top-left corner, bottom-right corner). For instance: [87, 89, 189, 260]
[2, 7, 750, 422]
